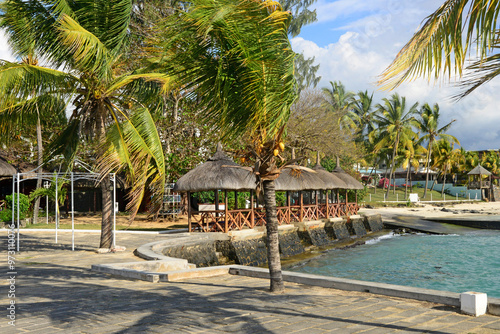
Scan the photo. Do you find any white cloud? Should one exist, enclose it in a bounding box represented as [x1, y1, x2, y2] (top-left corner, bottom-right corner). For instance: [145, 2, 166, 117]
[0, 31, 15, 61]
[292, 0, 500, 150]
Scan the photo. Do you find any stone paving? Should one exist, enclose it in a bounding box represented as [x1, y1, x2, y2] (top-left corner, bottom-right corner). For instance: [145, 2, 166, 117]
[2, 230, 500, 334]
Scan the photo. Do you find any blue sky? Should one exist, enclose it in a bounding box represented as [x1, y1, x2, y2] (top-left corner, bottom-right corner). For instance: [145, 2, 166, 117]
[291, 0, 500, 151]
[0, 1, 498, 150]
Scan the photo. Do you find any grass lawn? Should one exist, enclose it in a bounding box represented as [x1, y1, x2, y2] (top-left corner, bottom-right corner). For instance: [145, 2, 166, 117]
[362, 186, 470, 206]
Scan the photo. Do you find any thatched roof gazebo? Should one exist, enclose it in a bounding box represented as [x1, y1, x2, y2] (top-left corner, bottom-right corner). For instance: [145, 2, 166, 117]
[467, 164, 492, 200]
[332, 157, 364, 190]
[174, 144, 255, 193]
[0, 158, 16, 178]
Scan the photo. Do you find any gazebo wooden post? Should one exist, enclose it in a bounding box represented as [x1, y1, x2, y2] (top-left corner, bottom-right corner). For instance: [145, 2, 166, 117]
[325, 190, 330, 218]
[286, 191, 291, 223]
[215, 190, 219, 215]
[250, 190, 255, 228]
[224, 190, 228, 233]
[299, 191, 304, 222]
[187, 191, 191, 232]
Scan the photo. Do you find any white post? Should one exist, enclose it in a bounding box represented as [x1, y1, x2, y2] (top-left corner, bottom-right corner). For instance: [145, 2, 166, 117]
[456, 194, 458, 201]
[369, 194, 371, 202]
[16, 174, 20, 252]
[112, 173, 116, 249]
[469, 193, 470, 201]
[46, 195, 49, 224]
[384, 193, 386, 202]
[71, 172, 74, 251]
[430, 193, 433, 202]
[397, 194, 399, 202]
[55, 174, 58, 243]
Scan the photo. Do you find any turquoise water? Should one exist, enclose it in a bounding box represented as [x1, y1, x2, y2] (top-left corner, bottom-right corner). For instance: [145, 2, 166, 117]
[289, 231, 500, 298]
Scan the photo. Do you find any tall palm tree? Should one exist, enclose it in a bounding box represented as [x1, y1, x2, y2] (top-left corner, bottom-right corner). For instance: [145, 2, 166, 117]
[379, 0, 500, 99]
[0, 0, 169, 250]
[416, 103, 459, 198]
[322, 81, 355, 130]
[157, 0, 296, 292]
[350, 90, 375, 142]
[373, 93, 418, 196]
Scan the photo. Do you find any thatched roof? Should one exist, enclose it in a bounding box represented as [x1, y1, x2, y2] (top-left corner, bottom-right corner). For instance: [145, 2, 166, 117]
[274, 166, 324, 191]
[312, 163, 348, 189]
[332, 157, 364, 190]
[0, 157, 17, 177]
[468, 164, 492, 176]
[173, 144, 256, 192]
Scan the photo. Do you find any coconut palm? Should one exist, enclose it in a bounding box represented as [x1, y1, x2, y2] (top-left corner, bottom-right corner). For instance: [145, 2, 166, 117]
[432, 139, 460, 197]
[379, 0, 500, 99]
[350, 90, 375, 141]
[156, 0, 296, 292]
[416, 103, 459, 198]
[322, 81, 355, 130]
[373, 93, 419, 196]
[0, 0, 169, 250]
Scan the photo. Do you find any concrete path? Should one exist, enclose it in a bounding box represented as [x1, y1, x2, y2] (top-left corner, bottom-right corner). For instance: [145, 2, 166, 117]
[2, 230, 500, 333]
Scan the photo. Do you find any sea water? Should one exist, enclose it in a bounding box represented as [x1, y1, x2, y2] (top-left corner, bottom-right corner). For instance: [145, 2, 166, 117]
[288, 230, 500, 298]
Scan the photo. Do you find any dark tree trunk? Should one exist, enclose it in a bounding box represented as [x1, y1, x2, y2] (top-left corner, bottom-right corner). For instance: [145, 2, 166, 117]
[97, 109, 113, 250]
[99, 174, 113, 249]
[262, 179, 284, 293]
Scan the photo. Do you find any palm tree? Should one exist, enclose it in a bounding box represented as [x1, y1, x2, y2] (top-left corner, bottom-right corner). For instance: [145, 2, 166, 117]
[350, 90, 375, 142]
[157, 0, 296, 292]
[415, 103, 459, 198]
[379, 0, 500, 99]
[373, 93, 418, 196]
[322, 81, 355, 130]
[0, 0, 168, 250]
[432, 139, 460, 197]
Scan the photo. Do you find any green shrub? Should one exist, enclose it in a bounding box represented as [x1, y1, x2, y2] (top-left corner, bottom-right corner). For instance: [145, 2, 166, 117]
[1, 194, 30, 222]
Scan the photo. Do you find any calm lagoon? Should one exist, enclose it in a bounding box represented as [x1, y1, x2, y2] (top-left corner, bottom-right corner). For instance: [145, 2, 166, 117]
[288, 230, 500, 298]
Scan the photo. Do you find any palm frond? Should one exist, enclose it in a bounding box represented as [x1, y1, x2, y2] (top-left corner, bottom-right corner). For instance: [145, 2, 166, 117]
[379, 0, 500, 91]
[98, 107, 165, 220]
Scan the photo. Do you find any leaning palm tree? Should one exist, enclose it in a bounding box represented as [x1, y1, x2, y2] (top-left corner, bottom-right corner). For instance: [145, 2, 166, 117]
[0, 0, 169, 250]
[156, 0, 296, 292]
[373, 93, 419, 196]
[416, 103, 459, 198]
[379, 0, 500, 99]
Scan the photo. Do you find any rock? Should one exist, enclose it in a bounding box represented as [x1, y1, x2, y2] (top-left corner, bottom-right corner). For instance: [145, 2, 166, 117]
[111, 246, 126, 252]
[97, 248, 111, 254]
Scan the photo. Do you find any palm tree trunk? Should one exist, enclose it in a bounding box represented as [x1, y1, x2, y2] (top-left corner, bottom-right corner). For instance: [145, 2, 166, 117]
[33, 105, 43, 225]
[423, 141, 432, 198]
[262, 179, 284, 293]
[405, 162, 410, 199]
[441, 171, 447, 197]
[97, 110, 113, 250]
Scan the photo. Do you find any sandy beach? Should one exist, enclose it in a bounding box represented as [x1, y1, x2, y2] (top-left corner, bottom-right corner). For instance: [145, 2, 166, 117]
[361, 201, 500, 220]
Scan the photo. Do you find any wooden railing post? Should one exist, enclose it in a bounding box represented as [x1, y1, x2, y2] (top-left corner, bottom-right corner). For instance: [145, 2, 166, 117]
[224, 190, 228, 233]
[315, 190, 319, 219]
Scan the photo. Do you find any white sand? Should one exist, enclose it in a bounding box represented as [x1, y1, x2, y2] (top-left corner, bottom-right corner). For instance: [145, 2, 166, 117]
[359, 201, 500, 220]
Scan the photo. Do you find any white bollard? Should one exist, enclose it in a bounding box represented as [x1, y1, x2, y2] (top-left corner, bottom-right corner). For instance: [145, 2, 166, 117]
[430, 193, 432, 201]
[397, 194, 398, 202]
[460, 292, 487, 317]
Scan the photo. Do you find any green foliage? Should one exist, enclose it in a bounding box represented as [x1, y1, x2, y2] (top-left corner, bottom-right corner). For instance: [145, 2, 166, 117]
[347, 187, 366, 202]
[1, 193, 30, 222]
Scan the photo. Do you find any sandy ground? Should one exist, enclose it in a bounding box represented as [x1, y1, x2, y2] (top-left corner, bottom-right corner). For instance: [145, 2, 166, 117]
[360, 201, 500, 219]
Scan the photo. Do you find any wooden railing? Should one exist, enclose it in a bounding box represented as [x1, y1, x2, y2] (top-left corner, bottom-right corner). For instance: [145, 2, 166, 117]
[188, 201, 360, 232]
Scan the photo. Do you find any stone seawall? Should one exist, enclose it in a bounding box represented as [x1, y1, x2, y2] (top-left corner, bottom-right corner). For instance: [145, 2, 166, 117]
[148, 214, 383, 267]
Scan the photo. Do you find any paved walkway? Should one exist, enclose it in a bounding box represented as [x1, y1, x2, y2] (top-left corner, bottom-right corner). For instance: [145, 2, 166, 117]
[2, 230, 500, 333]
